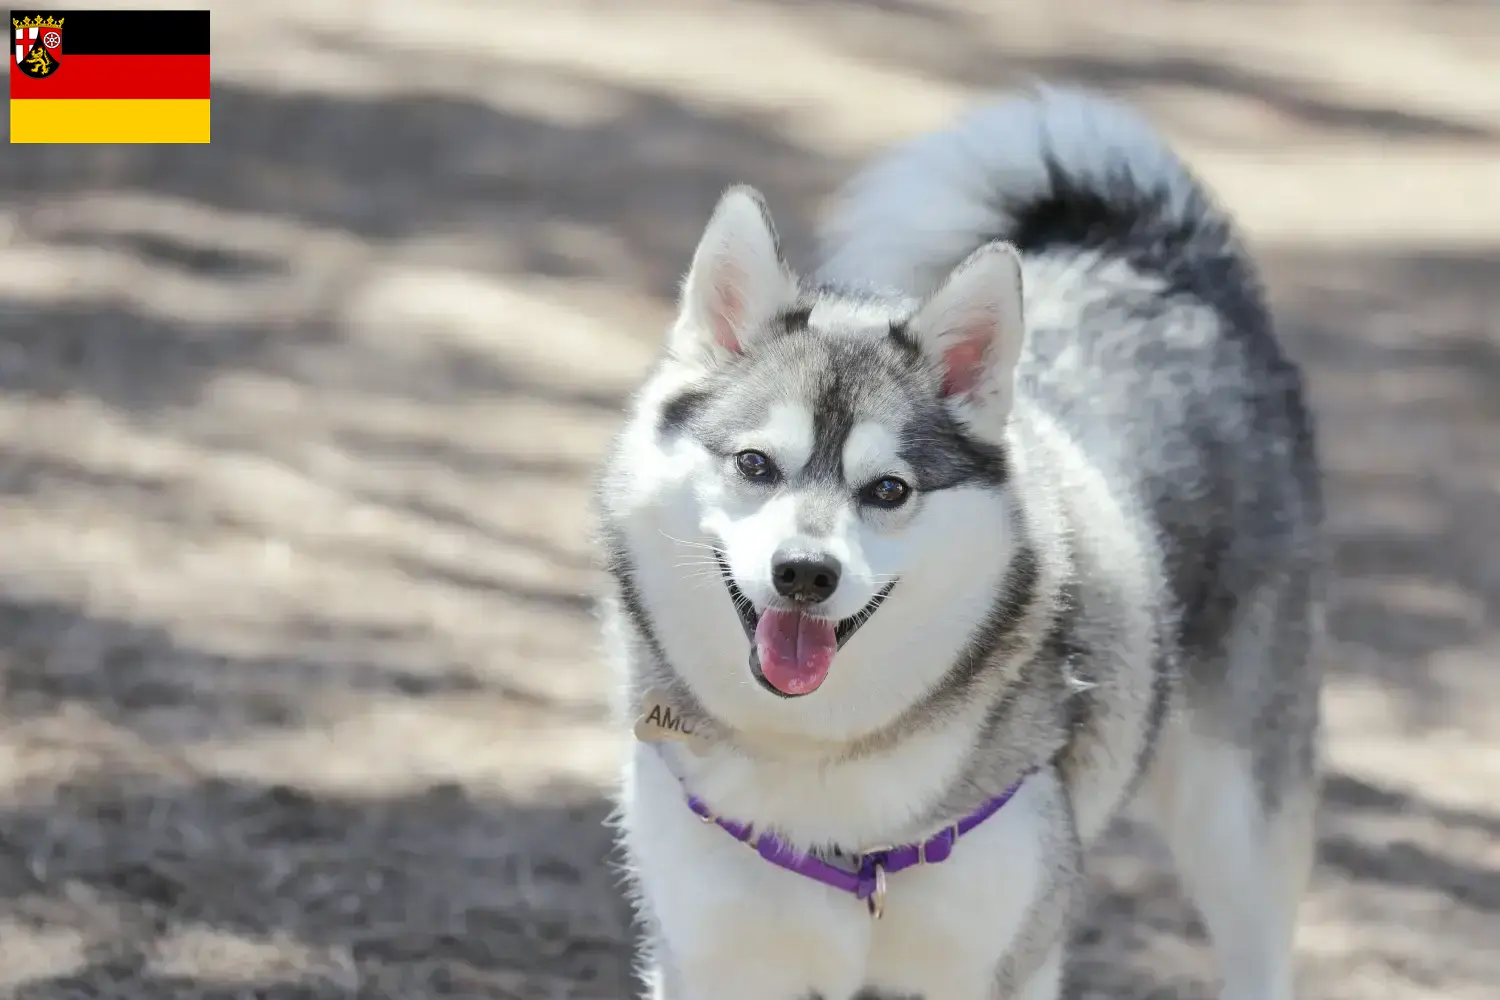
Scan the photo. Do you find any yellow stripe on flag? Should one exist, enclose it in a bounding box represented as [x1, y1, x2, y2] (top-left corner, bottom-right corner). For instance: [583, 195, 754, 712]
[10, 99, 210, 144]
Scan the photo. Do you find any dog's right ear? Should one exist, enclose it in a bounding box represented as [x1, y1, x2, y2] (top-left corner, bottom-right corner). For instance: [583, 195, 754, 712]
[670, 186, 798, 368]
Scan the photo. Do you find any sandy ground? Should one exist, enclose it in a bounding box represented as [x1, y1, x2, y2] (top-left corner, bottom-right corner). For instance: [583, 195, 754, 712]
[1, 1, 1497, 997]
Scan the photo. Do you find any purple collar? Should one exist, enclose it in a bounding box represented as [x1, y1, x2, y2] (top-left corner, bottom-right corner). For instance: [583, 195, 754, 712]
[685, 777, 1026, 919]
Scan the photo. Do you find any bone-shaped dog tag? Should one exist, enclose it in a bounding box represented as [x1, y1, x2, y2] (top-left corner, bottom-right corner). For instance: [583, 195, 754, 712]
[633, 688, 710, 755]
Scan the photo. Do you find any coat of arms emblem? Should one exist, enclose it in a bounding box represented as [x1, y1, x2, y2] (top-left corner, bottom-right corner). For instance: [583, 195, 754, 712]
[13, 14, 64, 79]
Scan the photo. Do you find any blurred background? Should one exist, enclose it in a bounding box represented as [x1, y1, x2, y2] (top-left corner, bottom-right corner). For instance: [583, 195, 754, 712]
[1, 0, 1497, 997]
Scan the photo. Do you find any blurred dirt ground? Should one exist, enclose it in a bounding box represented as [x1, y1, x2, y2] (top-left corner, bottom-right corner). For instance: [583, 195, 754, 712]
[1, 1, 1498, 997]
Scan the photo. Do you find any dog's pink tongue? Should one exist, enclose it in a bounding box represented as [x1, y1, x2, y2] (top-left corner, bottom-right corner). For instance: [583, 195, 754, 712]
[754, 608, 838, 696]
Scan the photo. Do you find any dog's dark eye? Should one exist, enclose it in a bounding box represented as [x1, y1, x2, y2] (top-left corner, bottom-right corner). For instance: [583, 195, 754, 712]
[861, 476, 910, 508]
[735, 450, 778, 482]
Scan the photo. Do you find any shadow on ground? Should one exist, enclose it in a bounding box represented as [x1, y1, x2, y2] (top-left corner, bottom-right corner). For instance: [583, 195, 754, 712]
[1268, 249, 1500, 730]
[0, 773, 632, 1000]
[2, 74, 840, 312]
[751, 0, 1499, 146]
[0, 590, 592, 747]
[1, 762, 1495, 998]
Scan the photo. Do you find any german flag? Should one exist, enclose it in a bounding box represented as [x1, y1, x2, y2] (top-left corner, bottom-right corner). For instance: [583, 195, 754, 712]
[10, 9, 209, 143]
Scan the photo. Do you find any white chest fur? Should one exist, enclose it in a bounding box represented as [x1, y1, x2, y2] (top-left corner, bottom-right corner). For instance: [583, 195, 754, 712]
[622, 741, 1065, 1000]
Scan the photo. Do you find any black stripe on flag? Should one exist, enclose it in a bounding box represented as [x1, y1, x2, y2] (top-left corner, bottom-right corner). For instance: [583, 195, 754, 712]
[10, 9, 210, 55]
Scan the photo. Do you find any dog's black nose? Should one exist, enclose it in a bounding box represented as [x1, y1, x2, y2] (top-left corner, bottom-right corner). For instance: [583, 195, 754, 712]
[770, 549, 841, 604]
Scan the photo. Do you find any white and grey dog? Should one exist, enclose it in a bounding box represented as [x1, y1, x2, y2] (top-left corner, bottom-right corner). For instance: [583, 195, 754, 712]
[594, 87, 1324, 1000]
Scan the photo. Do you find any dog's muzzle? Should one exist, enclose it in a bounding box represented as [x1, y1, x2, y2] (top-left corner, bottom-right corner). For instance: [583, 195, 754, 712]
[714, 550, 896, 698]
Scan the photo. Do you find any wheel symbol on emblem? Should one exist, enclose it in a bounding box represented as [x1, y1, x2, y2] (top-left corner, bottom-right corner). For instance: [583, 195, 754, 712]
[42, 31, 61, 49]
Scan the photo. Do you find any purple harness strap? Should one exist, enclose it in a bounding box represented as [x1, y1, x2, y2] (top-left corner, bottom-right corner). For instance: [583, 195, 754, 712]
[686, 777, 1026, 918]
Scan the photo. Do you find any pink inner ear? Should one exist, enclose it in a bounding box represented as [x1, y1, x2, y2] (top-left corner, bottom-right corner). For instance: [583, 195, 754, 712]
[940, 334, 988, 397]
[711, 262, 745, 354]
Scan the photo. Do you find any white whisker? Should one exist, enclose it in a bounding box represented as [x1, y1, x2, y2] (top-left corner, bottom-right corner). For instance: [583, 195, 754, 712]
[656, 528, 722, 555]
[672, 558, 724, 571]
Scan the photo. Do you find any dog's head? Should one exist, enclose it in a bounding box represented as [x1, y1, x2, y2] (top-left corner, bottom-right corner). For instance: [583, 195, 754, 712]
[610, 187, 1029, 739]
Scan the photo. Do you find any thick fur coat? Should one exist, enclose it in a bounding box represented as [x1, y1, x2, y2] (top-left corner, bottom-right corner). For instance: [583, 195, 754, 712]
[594, 87, 1324, 1000]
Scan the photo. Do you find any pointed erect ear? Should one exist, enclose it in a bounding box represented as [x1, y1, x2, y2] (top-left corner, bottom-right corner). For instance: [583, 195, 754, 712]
[670, 185, 798, 367]
[907, 241, 1026, 428]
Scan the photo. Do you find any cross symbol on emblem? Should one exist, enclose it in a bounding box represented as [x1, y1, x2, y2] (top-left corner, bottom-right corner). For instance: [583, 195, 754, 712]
[14, 24, 40, 62]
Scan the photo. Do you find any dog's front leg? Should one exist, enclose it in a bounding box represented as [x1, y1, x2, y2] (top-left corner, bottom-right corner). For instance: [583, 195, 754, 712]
[624, 748, 870, 1000]
[641, 941, 864, 1000]
[630, 858, 871, 1000]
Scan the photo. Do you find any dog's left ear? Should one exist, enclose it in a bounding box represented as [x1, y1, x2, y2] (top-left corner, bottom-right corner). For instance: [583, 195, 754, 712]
[907, 241, 1026, 433]
[670, 185, 799, 368]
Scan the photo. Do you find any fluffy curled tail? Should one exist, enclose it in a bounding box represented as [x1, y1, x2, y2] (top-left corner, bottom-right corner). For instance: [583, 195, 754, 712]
[816, 86, 1233, 298]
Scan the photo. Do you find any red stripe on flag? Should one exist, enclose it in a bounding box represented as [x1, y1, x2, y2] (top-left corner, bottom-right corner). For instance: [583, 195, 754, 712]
[9, 54, 210, 100]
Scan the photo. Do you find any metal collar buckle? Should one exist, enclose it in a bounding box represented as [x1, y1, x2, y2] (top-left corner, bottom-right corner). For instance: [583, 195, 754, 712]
[866, 862, 887, 919]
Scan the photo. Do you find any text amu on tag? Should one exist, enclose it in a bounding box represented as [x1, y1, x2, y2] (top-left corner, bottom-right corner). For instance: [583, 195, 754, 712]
[633, 688, 710, 755]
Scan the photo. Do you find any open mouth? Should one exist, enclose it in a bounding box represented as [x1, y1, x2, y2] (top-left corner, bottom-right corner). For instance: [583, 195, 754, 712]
[715, 550, 896, 699]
